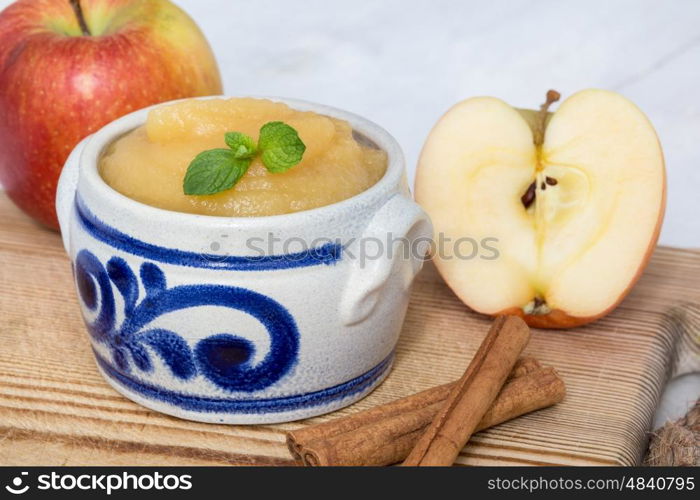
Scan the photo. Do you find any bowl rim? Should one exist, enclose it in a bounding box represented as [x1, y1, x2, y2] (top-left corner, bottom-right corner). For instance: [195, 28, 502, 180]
[78, 95, 405, 228]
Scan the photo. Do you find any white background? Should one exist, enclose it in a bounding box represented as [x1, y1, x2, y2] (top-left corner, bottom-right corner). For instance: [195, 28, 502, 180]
[0, 0, 697, 429]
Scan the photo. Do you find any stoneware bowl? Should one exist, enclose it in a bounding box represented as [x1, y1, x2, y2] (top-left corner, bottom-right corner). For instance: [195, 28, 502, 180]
[55, 97, 432, 424]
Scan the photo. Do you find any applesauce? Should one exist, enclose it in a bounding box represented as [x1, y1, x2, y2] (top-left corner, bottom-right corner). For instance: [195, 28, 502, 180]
[99, 98, 387, 216]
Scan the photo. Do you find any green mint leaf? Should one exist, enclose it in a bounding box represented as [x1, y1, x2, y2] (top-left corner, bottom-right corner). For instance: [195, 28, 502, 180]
[257, 121, 306, 173]
[182, 122, 305, 196]
[183, 149, 251, 195]
[225, 132, 257, 159]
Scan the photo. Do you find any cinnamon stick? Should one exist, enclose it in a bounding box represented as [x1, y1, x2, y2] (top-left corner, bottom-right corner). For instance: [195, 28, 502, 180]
[403, 315, 530, 466]
[291, 365, 564, 466]
[287, 356, 540, 464]
[508, 356, 540, 379]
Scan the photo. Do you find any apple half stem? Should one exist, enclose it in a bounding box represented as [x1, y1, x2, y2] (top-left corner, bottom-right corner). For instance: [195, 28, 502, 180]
[521, 90, 562, 210]
[533, 89, 560, 147]
[69, 0, 91, 36]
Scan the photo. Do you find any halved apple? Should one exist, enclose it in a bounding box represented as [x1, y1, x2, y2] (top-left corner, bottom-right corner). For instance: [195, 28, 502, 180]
[416, 89, 665, 328]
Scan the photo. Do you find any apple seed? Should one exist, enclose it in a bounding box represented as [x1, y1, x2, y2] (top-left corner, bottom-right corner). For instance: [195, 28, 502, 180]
[521, 181, 536, 209]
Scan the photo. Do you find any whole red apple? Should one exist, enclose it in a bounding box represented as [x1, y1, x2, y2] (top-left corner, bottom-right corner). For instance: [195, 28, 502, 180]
[0, 0, 223, 229]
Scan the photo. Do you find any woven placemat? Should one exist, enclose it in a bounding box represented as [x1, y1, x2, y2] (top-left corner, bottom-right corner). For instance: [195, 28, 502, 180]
[645, 399, 699, 466]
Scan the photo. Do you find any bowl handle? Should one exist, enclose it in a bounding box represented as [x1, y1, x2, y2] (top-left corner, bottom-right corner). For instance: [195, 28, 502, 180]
[56, 135, 90, 254]
[340, 193, 433, 326]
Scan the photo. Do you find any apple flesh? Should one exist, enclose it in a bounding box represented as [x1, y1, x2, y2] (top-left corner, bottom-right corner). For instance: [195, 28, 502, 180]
[416, 89, 665, 328]
[0, 0, 223, 229]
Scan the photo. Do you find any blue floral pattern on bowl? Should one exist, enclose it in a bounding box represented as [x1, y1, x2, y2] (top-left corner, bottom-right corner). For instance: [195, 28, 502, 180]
[75, 249, 300, 392]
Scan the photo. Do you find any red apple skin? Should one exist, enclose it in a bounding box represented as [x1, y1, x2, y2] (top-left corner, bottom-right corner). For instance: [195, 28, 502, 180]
[0, 0, 223, 229]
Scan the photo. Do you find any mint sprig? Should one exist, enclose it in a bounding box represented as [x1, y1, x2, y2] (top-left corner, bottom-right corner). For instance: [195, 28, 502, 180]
[183, 121, 306, 196]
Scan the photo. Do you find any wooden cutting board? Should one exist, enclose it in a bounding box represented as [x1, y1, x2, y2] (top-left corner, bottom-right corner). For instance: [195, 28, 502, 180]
[0, 194, 698, 466]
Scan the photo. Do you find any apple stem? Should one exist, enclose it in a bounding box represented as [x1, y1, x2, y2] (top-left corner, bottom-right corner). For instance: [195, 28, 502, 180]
[533, 89, 560, 146]
[69, 0, 91, 36]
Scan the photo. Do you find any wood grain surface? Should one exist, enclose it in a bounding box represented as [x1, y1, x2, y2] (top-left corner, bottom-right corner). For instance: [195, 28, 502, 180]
[0, 194, 698, 466]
